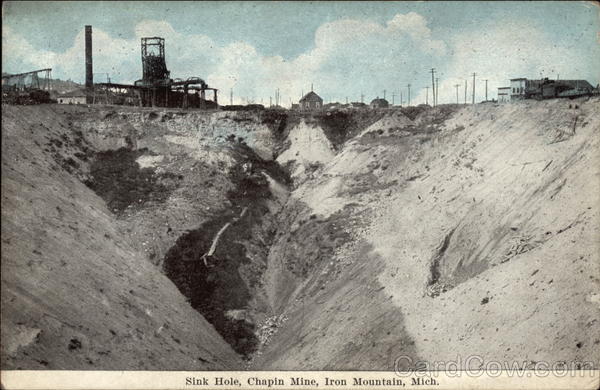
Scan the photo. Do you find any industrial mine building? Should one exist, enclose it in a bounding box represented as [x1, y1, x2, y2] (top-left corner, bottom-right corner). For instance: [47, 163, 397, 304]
[85, 26, 218, 109]
[498, 77, 597, 102]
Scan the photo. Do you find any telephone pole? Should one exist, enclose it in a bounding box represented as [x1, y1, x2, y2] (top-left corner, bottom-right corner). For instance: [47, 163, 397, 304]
[430, 68, 436, 107]
[230, 88, 233, 105]
[425, 86, 429, 105]
[483, 79, 489, 102]
[392, 93, 396, 105]
[435, 77, 439, 106]
[464, 79, 467, 104]
[472, 73, 476, 104]
[360, 91, 364, 103]
[400, 91, 403, 106]
[407, 84, 411, 106]
[454, 84, 460, 104]
[384, 89, 387, 100]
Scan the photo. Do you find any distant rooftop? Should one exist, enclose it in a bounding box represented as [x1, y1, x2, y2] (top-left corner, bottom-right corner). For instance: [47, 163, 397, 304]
[370, 98, 389, 104]
[59, 88, 87, 97]
[299, 91, 322, 102]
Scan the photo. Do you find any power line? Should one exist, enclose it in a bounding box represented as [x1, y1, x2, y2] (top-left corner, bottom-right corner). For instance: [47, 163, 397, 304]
[454, 84, 460, 104]
[430, 68, 436, 107]
[472, 73, 477, 104]
[483, 79, 489, 102]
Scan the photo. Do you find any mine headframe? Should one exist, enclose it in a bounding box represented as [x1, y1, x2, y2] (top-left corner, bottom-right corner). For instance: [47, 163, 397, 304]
[133, 36, 218, 108]
[141, 37, 170, 83]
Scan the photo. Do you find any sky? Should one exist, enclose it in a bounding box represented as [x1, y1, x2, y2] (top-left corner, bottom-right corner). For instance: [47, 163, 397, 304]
[3, 1, 599, 106]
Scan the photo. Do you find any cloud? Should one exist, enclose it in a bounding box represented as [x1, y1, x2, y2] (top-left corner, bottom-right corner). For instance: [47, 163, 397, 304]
[2, 14, 446, 105]
[413, 20, 598, 104]
[4, 14, 594, 106]
[2, 26, 58, 72]
[2, 25, 139, 83]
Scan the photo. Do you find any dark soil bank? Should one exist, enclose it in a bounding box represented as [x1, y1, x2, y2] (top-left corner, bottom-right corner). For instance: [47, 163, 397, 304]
[163, 142, 290, 357]
[163, 213, 259, 356]
[84, 148, 179, 214]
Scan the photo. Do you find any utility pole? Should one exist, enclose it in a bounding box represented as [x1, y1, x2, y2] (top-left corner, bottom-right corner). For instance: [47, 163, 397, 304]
[392, 93, 395, 105]
[230, 88, 233, 105]
[360, 92, 364, 103]
[430, 68, 436, 107]
[435, 77, 439, 106]
[464, 79, 467, 104]
[454, 84, 460, 104]
[483, 79, 488, 102]
[472, 73, 476, 104]
[407, 84, 411, 106]
[425, 86, 429, 105]
[269, 96, 272, 107]
[383, 89, 386, 100]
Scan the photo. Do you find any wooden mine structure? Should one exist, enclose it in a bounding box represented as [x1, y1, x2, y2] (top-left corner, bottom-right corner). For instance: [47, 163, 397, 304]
[2, 68, 52, 92]
[1, 68, 54, 104]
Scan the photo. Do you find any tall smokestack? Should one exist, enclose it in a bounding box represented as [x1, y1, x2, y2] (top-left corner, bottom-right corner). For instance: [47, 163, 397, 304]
[85, 25, 93, 103]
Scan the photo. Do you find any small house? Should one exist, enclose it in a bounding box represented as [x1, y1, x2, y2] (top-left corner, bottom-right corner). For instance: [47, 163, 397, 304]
[497, 87, 511, 103]
[370, 97, 389, 109]
[299, 91, 323, 111]
[57, 89, 87, 104]
[510, 78, 527, 101]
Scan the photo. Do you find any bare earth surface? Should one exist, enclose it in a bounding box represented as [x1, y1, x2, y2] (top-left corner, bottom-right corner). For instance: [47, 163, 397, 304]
[2, 99, 598, 370]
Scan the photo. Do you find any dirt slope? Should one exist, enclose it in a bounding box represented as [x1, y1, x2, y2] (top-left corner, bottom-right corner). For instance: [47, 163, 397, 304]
[256, 98, 600, 369]
[2, 99, 598, 371]
[1, 105, 241, 369]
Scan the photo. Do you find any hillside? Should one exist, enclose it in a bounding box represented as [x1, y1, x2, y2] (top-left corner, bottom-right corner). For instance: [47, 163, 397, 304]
[255, 98, 600, 369]
[1, 98, 599, 370]
[1, 105, 241, 369]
